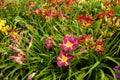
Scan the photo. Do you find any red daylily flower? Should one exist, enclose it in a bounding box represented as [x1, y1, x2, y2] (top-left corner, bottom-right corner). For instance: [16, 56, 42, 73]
[57, 51, 73, 67]
[66, 0, 77, 5]
[77, 15, 94, 26]
[97, 13, 106, 19]
[27, 1, 36, 8]
[106, 10, 115, 17]
[48, 0, 63, 5]
[84, 16, 94, 24]
[94, 39, 105, 53]
[118, 0, 120, 4]
[61, 35, 78, 52]
[77, 15, 85, 21]
[78, 34, 93, 45]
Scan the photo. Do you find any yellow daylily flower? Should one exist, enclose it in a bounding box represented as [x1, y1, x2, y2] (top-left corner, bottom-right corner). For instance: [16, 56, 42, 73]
[0, 20, 6, 27]
[1, 25, 11, 35]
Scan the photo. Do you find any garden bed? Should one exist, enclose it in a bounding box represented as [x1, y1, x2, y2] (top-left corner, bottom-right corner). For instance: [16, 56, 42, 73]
[0, 0, 120, 80]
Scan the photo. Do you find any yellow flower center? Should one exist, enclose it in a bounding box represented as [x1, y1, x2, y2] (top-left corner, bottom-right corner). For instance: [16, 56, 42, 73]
[66, 41, 73, 48]
[85, 38, 89, 42]
[96, 45, 102, 50]
[13, 32, 19, 37]
[61, 55, 68, 62]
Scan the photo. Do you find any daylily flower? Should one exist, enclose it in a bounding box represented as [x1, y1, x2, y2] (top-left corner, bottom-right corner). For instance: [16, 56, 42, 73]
[45, 37, 54, 50]
[0, 20, 6, 27]
[77, 15, 85, 21]
[78, 34, 93, 45]
[10, 30, 24, 46]
[106, 10, 115, 17]
[48, 0, 63, 5]
[28, 72, 36, 80]
[97, 13, 106, 19]
[10, 45, 25, 54]
[77, 15, 94, 26]
[66, 0, 77, 5]
[84, 16, 94, 25]
[94, 39, 105, 53]
[27, 36, 34, 50]
[61, 35, 78, 52]
[10, 53, 27, 64]
[0, 0, 4, 9]
[117, 0, 120, 4]
[0, 25, 11, 35]
[57, 51, 73, 67]
[27, 1, 36, 8]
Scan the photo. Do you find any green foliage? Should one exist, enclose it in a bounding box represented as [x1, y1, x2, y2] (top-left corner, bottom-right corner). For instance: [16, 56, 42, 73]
[0, 0, 120, 80]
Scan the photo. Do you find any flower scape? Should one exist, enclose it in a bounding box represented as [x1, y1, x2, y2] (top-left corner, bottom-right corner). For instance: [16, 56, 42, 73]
[0, 0, 120, 80]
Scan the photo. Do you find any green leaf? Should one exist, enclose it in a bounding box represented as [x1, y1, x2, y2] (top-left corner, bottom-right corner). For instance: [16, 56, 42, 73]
[51, 71, 56, 80]
[68, 66, 72, 80]
[84, 61, 100, 77]
[35, 66, 49, 79]
[0, 64, 8, 69]
[102, 65, 117, 80]
[99, 69, 105, 80]
[104, 56, 120, 66]
[76, 71, 86, 80]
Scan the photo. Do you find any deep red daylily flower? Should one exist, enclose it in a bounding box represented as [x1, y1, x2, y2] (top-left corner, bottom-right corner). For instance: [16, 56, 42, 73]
[97, 10, 115, 19]
[61, 35, 78, 52]
[84, 16, 94, 24]
[78, 34, 93, 45]
[57, 51, 73, 67]
[77, 15, 94, 26]
[77, 15, 85, 21]
[94, 39, 105, 53]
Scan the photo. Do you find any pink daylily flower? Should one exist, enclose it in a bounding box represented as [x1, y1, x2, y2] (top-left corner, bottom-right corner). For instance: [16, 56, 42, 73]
[61, 35, 78, 52]
[27, 36, 34, 50]
[57, 51, 73, 67]
[45, 37, 54, 50]
[28, 72, 36, 80]
[10, 53, 27, 64]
